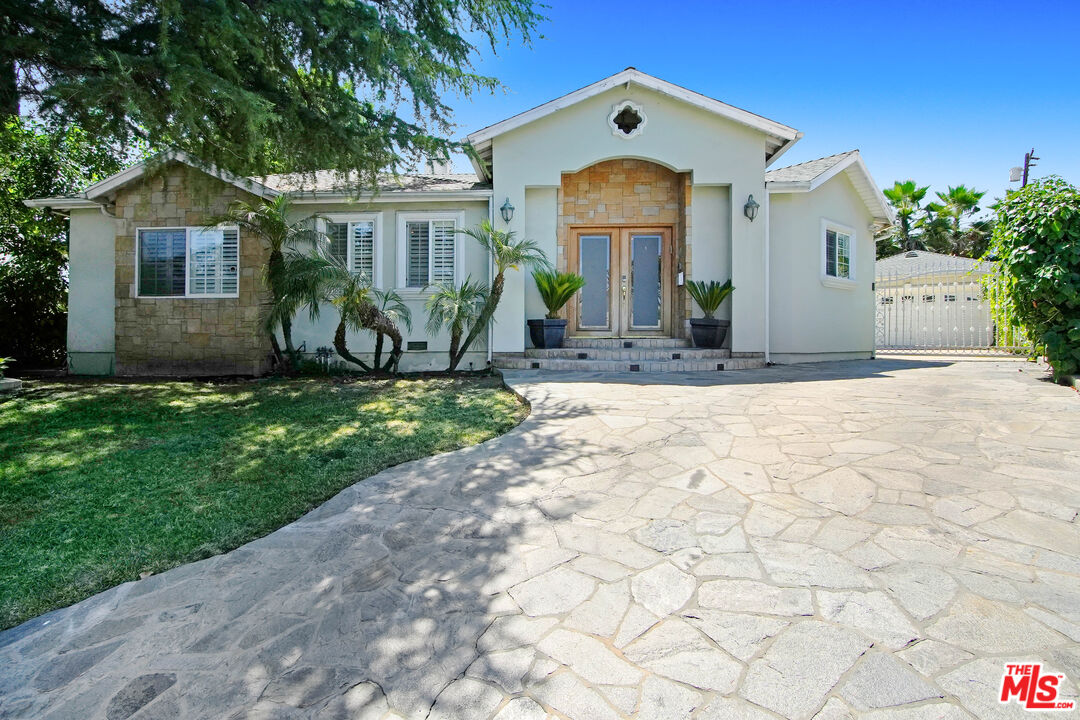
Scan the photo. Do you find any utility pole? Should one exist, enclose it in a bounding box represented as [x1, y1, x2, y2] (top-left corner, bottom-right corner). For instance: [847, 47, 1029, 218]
[1021, 148, 1038, 187]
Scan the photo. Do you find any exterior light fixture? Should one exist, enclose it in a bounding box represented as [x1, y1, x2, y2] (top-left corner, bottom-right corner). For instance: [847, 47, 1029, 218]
[744, 194, 760, 222]
[500, 198, 515, 223]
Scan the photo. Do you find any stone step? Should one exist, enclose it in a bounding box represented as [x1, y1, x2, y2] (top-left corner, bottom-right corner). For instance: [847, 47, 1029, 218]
[493, 355, 767, 372]
[525, 347, 731, 361]
[561, 337, 692, 349]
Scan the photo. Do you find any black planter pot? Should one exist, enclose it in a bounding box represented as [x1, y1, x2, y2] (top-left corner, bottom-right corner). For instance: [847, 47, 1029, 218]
[689, 318, 730, 348]
[528, 318, 568, 349]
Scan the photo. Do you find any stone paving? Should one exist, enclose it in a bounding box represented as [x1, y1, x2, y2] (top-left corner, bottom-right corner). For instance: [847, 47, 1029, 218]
[2, 356, 1079, 719]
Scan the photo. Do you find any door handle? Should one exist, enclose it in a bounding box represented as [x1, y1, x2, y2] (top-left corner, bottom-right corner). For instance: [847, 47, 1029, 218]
[621, 274, 627, 299]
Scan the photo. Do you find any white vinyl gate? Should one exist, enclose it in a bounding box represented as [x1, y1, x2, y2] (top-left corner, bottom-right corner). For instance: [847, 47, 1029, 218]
[874, 251, 1031, 353]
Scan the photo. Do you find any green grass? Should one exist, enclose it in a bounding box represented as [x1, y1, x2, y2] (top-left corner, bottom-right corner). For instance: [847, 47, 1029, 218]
[0, 376, 527, 630]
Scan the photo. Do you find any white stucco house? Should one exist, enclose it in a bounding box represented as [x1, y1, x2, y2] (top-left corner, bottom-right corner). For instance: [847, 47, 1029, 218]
[28, 68, 893, 375]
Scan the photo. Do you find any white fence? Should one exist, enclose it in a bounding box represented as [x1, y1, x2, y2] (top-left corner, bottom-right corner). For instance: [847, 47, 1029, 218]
[875, 253, 1032, 353]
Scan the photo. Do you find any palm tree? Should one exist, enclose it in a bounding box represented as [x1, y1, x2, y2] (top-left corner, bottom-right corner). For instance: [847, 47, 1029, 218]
[927, 185, 986, 255]
[449, 221, 550, 370]
[425, 277, 488, 369]
[370, 288, 412, 370]
[212, 195, 321, 370]
[330, 270, 407, 373]
[882, 180, 930, 251]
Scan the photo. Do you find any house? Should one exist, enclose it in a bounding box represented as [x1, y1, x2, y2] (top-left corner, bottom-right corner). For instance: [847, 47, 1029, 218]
[28, 68, 893, 376]
[875, 250, 998, 350]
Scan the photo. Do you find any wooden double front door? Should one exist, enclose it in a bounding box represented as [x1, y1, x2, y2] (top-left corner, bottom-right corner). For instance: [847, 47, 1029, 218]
[567, 226, 674, 337]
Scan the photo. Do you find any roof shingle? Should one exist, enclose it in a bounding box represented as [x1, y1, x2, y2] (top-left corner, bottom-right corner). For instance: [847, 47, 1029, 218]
[764, 151, 858, 184]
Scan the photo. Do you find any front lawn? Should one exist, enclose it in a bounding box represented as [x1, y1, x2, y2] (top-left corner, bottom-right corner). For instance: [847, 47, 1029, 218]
[0, 376, 527, 630]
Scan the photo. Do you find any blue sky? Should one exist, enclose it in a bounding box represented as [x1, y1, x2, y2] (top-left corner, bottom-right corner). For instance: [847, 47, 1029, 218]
[445, 0, 1080, 212]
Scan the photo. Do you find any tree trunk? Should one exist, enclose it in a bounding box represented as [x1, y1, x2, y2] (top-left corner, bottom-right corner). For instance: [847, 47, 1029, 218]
[447, 329, 462, 371]
[373, 333, 384, 369]
[0, 56, 18, 121]
[357, 305, 403, 373]
[451, 271, 503, 370]
[281, 315, 299, 371]
[268, 333, 284, 369]
[333, 321, 372, 371]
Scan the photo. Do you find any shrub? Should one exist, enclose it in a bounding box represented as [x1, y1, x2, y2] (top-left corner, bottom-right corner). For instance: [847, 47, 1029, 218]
[533, 270, 586, 319]
[988, 177, 1080, 382]
[686, 279, 734, 319]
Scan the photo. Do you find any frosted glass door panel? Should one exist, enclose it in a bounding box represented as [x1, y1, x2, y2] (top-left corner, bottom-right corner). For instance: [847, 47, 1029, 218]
[579, 235, 610, 328]
[631, 234, 661, 328]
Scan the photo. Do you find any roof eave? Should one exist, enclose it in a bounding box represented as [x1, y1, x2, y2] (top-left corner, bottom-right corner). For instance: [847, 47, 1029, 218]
[765, 132, 804, 168]
[287, 189, 493, 204]
[22, 197, 101, 211]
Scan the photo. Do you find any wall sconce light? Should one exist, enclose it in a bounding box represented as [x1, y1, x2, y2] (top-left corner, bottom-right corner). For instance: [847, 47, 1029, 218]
[743, 194, 760, 222]
[500, 197, 515, 223]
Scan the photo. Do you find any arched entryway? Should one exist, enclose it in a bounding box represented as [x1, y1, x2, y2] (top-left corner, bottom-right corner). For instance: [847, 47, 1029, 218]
[558, 159, 691, 338]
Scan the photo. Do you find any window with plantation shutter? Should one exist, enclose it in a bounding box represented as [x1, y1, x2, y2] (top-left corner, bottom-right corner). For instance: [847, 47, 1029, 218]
[326, 216, 378, 283]
[137, 226, 239, 298]
[352, 221, 375, 280]
[431, 220, 455, 284]
[327, 222, 349, 266]
[406, 221, 429, 288]
[399, 213, 460, 289]
[138, 229, 187, 296]
[821, 219, 855, 287]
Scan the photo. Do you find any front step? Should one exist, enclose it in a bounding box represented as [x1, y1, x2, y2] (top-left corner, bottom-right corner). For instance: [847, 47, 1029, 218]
[561, 337, 691, 349]
[494, 354, 766, 372]
[525, 347, 730, 361]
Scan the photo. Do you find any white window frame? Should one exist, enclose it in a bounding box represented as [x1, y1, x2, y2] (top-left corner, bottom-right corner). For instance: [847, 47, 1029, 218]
[135, 225, 240, 299]
[321, 213, 382, 287]
[820, 218, 856, 289]
[395, 211, 465, 292]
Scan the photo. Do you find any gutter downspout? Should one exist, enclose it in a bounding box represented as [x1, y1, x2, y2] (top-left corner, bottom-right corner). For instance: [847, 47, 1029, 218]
[487, 195, 494, 367]
[763, 186, 771, 365]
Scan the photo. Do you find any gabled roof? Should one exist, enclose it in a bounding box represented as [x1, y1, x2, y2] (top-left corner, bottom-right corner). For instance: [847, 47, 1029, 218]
[24, 151, 280, 210]
[765, 150, 894, 224]
[875, 250, 997, 280]
[465, 67, 802, 181]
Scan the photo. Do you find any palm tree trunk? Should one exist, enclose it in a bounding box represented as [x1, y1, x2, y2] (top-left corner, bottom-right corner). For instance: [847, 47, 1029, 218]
[355, 305, 402, 373]
[373, 333, 384, 369]
[281, 316, 299, 371]
[448, 330, 462, 371]
[268, 333, 284, 369]
[333, 321, 372, 371]
[451, 271, 503, 370]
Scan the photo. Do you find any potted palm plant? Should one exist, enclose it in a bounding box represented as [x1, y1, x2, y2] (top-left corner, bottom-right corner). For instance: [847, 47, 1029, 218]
[529, 270, 586, 348]
[686, 279, 734, 348]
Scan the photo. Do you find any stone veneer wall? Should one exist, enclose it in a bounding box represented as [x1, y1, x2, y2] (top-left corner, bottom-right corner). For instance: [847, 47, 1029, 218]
[558, 159, 692, 336]
[113, 165, 271, 375]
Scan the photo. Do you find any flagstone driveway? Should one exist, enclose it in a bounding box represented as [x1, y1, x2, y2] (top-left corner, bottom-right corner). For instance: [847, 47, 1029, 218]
[2, 356, 1078, 720]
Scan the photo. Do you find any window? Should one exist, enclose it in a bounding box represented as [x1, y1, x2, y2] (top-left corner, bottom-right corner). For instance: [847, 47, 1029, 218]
[880, 296, 894, 305]
[821, 219, 855, 287]
[137, 227, 239, 297]
[943, 294, 957, 302]
[396, 213, 461, 289]
[325, 215, 378, 283]
[923, 295, 936, 303]
[825, 229, 851, 278]
[901, 295, 915, 302]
